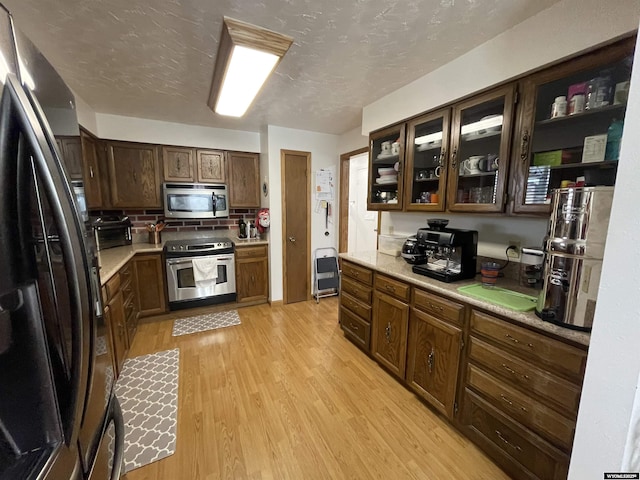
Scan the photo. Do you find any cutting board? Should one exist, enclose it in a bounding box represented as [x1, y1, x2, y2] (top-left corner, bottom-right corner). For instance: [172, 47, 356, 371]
[457, 283, 538, 312]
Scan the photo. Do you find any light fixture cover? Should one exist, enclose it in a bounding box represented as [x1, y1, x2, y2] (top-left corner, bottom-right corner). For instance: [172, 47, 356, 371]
[209, 17, 293, 117]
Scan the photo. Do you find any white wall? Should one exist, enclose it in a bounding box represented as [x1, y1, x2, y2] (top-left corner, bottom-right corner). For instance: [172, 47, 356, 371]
[338, 126, 368, 155]
[73, 90, 98, 135]
[381, 212, 547, 259]
[362, 0, 640, 134]
[569, 32, 640, 478]
[96, 113, 260, 152]
[266, 125, 339, 302]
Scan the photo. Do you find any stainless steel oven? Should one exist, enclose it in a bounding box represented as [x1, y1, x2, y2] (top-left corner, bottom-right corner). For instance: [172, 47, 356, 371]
[163, 183, 229, 219]
[164, 237, 236, 309]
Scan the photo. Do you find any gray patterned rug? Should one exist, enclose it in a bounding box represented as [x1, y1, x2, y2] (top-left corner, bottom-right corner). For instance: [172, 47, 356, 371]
[171, 310, 241, 337]
[115, 348, 179, 473]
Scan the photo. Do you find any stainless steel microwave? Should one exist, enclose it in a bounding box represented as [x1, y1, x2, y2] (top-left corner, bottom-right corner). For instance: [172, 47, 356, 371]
[163, 183, 229, 219]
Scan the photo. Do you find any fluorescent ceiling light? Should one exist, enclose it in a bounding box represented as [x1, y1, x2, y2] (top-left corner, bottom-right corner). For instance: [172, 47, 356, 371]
[209, 17, 293, 118]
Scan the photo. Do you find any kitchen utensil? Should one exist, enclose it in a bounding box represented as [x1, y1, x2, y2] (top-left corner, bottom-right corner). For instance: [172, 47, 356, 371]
[457, 284, 538, 311]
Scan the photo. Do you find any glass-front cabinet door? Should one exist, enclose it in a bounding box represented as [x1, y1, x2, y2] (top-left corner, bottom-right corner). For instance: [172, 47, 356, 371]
[447, 85, 515, 212]
[512, 38, 634, 214]
[368, 124, 405, 210]
[404, 109, 451, 211]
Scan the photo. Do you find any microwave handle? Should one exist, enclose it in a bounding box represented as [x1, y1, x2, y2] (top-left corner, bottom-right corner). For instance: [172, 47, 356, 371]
[212, 192, 217, 217]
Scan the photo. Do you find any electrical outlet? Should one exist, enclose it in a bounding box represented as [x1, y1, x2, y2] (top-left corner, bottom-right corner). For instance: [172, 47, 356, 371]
[507, 240, 521, 259]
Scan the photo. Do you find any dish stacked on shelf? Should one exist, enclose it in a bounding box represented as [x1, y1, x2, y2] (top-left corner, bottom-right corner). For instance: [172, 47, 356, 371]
[376, 166, 398, 185]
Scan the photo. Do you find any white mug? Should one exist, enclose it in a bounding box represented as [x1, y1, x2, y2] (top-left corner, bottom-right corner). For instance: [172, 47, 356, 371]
[391, 141, 400, 155]
[381, 141, 392, 153]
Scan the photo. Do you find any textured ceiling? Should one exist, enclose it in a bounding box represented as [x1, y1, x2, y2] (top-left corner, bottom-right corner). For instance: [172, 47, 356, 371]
[3, 0, 562, 135]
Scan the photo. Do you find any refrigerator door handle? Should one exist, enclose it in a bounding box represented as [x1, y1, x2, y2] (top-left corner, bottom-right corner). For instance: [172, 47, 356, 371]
[5, 72, 91, 445]
[110, 396, 125, 480]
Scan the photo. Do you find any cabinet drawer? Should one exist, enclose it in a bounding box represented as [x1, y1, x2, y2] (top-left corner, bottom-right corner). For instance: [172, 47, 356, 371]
[120, 262, 133, 285]
[340, 307, 371, 351]
[469, 337, 581, 416]
[340, 291, 371, 323]
[470, 310, 587, 380]
[461, 389, 569, 480]
[467, 365, 575, 451]
[105, 273, 121, 302]
[341, 261, 373, 286]
[413, 288, 464, 326]
[121, 279, 135, 301]
[341, 276, 372, 304]
[375, 274, 410, 302]
[236, 245, 268, 259]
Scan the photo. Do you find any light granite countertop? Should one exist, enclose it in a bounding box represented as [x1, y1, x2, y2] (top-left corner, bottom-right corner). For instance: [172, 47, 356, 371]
[340, 251, 590, 347]
[98, 237, 269, 286]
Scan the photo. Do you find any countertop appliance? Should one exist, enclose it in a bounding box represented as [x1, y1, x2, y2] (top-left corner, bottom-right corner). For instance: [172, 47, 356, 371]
[164, 237, 237, 309]
[536, 186, 614, 330]
[0, 5, 123, 480]
[91, 215, 132, 251]
[163, 183, 229, 219]
[410, 219, 478, 283]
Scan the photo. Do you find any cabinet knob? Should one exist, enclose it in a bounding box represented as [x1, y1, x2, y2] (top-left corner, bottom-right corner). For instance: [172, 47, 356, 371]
[495, 429, 522, 452]
[288, 236, 296, 243]
[89, 166, 94, 178]
[451, 146, 458, 169]
[384, 322, 392, 343]
[385, 284, 395, 292]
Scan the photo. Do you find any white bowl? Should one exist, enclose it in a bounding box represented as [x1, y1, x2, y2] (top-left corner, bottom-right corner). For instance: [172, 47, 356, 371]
[378, 167, 396, 175]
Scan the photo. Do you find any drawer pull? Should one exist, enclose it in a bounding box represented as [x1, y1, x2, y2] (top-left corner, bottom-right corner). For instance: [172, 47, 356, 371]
[495, 430, 522, 452]
[349, 322, 359, 331]
[353, 271, 360, 277]
[385, 284, 396, 292]
[501, 363, 530, 381]
[500, 394, 528, 412]
[427, 348, 435, 373]
[384, 322, 392, 343]
[429, 302, 443, 312]
[505, 333, 534, 348]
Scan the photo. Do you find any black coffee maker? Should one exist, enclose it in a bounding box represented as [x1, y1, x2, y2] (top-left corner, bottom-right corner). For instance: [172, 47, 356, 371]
[410, 219, 478, 283]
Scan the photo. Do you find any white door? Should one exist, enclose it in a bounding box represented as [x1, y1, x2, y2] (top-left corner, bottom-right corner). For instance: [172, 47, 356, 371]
[348, 153, 378, 253]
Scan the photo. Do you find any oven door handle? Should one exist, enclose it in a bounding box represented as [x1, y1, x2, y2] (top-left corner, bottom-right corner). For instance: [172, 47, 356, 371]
[166, 258, 194, 266]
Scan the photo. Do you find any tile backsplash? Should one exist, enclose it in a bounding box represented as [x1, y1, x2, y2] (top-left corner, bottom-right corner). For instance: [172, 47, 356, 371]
[93, 208, 260, 235]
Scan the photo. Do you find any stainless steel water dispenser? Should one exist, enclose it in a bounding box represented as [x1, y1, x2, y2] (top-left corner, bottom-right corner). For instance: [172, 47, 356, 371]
[536, 186, 614, 331]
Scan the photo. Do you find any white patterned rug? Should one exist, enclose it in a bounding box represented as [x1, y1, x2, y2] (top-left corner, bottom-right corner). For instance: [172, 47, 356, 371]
[115, 348, 179, 473]
[171, 310, 241, 337]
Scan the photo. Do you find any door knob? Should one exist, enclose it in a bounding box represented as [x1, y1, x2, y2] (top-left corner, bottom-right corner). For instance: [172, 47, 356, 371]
[288, 236, 296, 242]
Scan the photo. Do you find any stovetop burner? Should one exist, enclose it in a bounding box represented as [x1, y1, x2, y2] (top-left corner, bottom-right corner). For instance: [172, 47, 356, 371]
[164, 237, 234, 257]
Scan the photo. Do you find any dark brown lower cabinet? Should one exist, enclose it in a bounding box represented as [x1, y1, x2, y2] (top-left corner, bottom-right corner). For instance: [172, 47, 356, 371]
[235, 245, 269, 303]
[371, 291, 409, 378]
[133, 253, 167, 317]
[461, 389, 569, 480]
[105, 291, 127, 377]
[406, 309, 462, 418]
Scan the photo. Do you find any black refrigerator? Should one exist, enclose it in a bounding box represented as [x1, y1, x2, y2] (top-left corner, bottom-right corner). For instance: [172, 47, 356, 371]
[0, 4, 124, 480]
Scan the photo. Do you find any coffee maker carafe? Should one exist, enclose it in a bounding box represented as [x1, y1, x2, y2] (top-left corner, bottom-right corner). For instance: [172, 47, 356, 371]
[411, 219, 478, 283]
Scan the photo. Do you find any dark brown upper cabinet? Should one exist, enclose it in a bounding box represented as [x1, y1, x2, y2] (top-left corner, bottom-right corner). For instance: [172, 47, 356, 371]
[227, 151, 260, 208]
[404, 108, 451, 212]
[80, 129, 104, 209]
[106, 141, 162, 209]
[162, 146, 195, 183]
[368, 123, 406, 211]
[56, 136, 83, 180]
[510, 37, 634, 214]
[447, 84, 515, 213]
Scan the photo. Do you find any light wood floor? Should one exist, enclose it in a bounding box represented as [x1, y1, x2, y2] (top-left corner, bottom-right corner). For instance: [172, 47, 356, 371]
[123, 298, 510, 480]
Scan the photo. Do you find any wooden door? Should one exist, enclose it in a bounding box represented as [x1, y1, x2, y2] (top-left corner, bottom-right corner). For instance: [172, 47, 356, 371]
[236, 258, 269, 303]
[371, 291, 409, 378]
[282, 150, 310, 304]
[406, 309, 462, 418]
[163, 146, 195, 182]
[228, 151, 260, 207]
[107, 141, 162, 209]
[106, 292, 127, 376]
[196, 150, 225, 183]
[133, 254, 167, 317]
[58, 137, 83, 180]
[80, 130, 103, 209]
